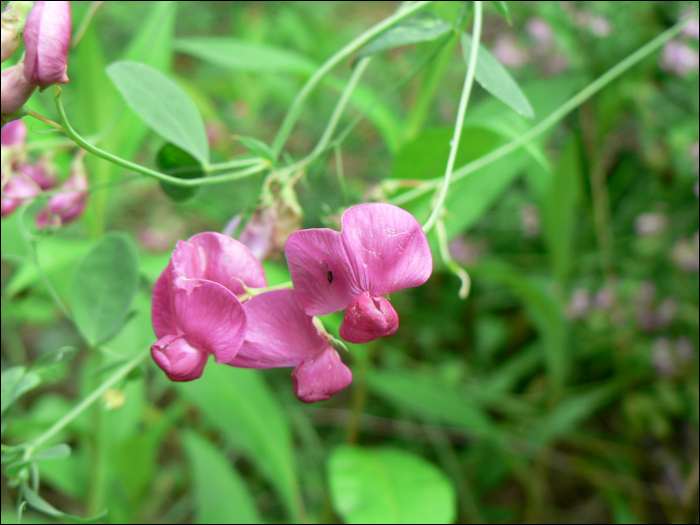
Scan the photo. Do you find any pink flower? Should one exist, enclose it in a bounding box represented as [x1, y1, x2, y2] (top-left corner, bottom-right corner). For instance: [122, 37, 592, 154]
[1, 63, 36, 115]
[22, 1, 71, 87]
[35, 158, 87, 228]
[227, 289, 352, 403]
[285, 203, 432, 344]
[660, 40, 699, 78]
[151, 232, 267, 381]
[2, 162, 56, 218]
[1, 116, 27, 146]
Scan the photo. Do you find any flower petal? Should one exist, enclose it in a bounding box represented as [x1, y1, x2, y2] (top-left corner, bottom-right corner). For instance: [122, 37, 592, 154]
[1, 119, 27, 147]
[173, 279, 247, 364]
[227, 289, 326, 368]
[340, 203, 432, 295]
[151, 334, 208, 382]
[292, 346, 353, 403]
[285, 228, 361, 316]
[151, 263, 178, 339]
[188, 232, 267, 293]
[23, 1, 71, 86]
[339, 292, 399, 344]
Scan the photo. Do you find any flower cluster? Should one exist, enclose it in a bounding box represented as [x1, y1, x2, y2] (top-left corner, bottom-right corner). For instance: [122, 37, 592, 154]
[1, 119, 88, 227]
[151, 203, 432, 402]
[1, 1, 71, 123]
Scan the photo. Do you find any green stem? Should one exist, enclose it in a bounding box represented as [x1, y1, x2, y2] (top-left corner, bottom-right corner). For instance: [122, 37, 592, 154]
[270, 0, 432, 157]
[29, 350, 148, 450]
[52, 87, 269, 187]
[281, 57, 372, 178]
[435, 218, 470, 299]
[422, 1, 482, 234]
[205, 156, 264, 173]
[390, 17, 691, 207]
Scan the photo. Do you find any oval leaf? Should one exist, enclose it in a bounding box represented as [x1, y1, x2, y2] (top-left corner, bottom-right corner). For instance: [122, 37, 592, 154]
[70, 233, 140, 345]
[358, 12, 452, 59]
[1, 367, 41, 416]
[174, 37, 317, 74]
[5, 444, 71, 477]
[156, 143, 204, 202]
[106, 60, 209, 165]
[329, 446, 456, 524]
[461, 32, 534, 118]
[182, 431, 262, 524]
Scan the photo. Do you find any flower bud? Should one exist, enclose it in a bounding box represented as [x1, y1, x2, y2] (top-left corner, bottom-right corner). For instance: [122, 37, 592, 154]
[0, 117, 27, 146]
[35, 154, 88, 228]
[339, 291, 399, 344]
[1, 1, 33, 63]
[1, 63, 36, 115]
[22, 1, 71, 87]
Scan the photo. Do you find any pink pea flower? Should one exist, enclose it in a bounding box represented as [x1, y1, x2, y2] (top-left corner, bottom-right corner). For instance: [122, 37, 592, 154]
[151, 232, 267, 381]
[22, 1, 71, 87]
[285, 203, 432, 344]
[227, 289, 352, 403]
[1, 63, 36, 116]
[2, 162, 56, 218]
[35, 158, 87, 228]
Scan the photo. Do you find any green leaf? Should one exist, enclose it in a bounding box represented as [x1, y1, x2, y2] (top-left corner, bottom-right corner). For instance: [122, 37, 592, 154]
[358, 12, 452, 59]
[176, 364, 302, 521]
[367, 368, 498, 439]
[461, 32, 534, 118]
[1, 367, 41, 416]
[329, 446, 456, 524]
[182, 431, 262, 524]
[174, 36, 317, 74]
[30, 347, 78, 373]
[155, 143, 204, 202]
[21, 484, 107, 524]
[106, 60, 209, 166]
[5, 445, 71, 478]
[236, 136, 276, 164]
[69, 233, 140, 345]
[491, 1, 512, 24]
[541, 135, 583, 285]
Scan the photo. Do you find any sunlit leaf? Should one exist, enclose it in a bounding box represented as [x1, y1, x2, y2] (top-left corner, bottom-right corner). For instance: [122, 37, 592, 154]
[329, 446, 456, 524]
[106, 60, 209, 166]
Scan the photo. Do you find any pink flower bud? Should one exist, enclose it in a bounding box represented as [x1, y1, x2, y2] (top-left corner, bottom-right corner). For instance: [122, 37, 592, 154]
[35, 155, 88, 228]
[22, 1, 71, 87]
[1, 1, 33, 63]
[1, 63, 36, 115]
[339, 291, 399, 344]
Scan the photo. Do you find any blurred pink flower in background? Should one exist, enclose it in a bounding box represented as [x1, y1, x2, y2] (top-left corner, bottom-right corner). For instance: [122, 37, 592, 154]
[634, 212, 668, 237]
[671, 235, 699, 273]
[519, 204, 541, 238]
[493, 34, 529, 68]
[660, 40, 699, 77]
[449, 235, 487, 266]
[566, 288, 592, 320]
[526, 17, 554, 48]
[35, 156, 88, 229]
[286, 203, 432, 344]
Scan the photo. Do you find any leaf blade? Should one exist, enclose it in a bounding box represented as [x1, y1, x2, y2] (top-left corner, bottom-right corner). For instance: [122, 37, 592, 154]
[358, 12, 452, 59]
[69, 232, 140, 345]
[106, 60, 209, 165]
[461, 31, 534, 118]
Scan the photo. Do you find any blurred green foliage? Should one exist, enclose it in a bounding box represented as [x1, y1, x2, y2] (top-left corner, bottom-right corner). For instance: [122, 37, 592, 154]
[1, 1, 698, 524]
